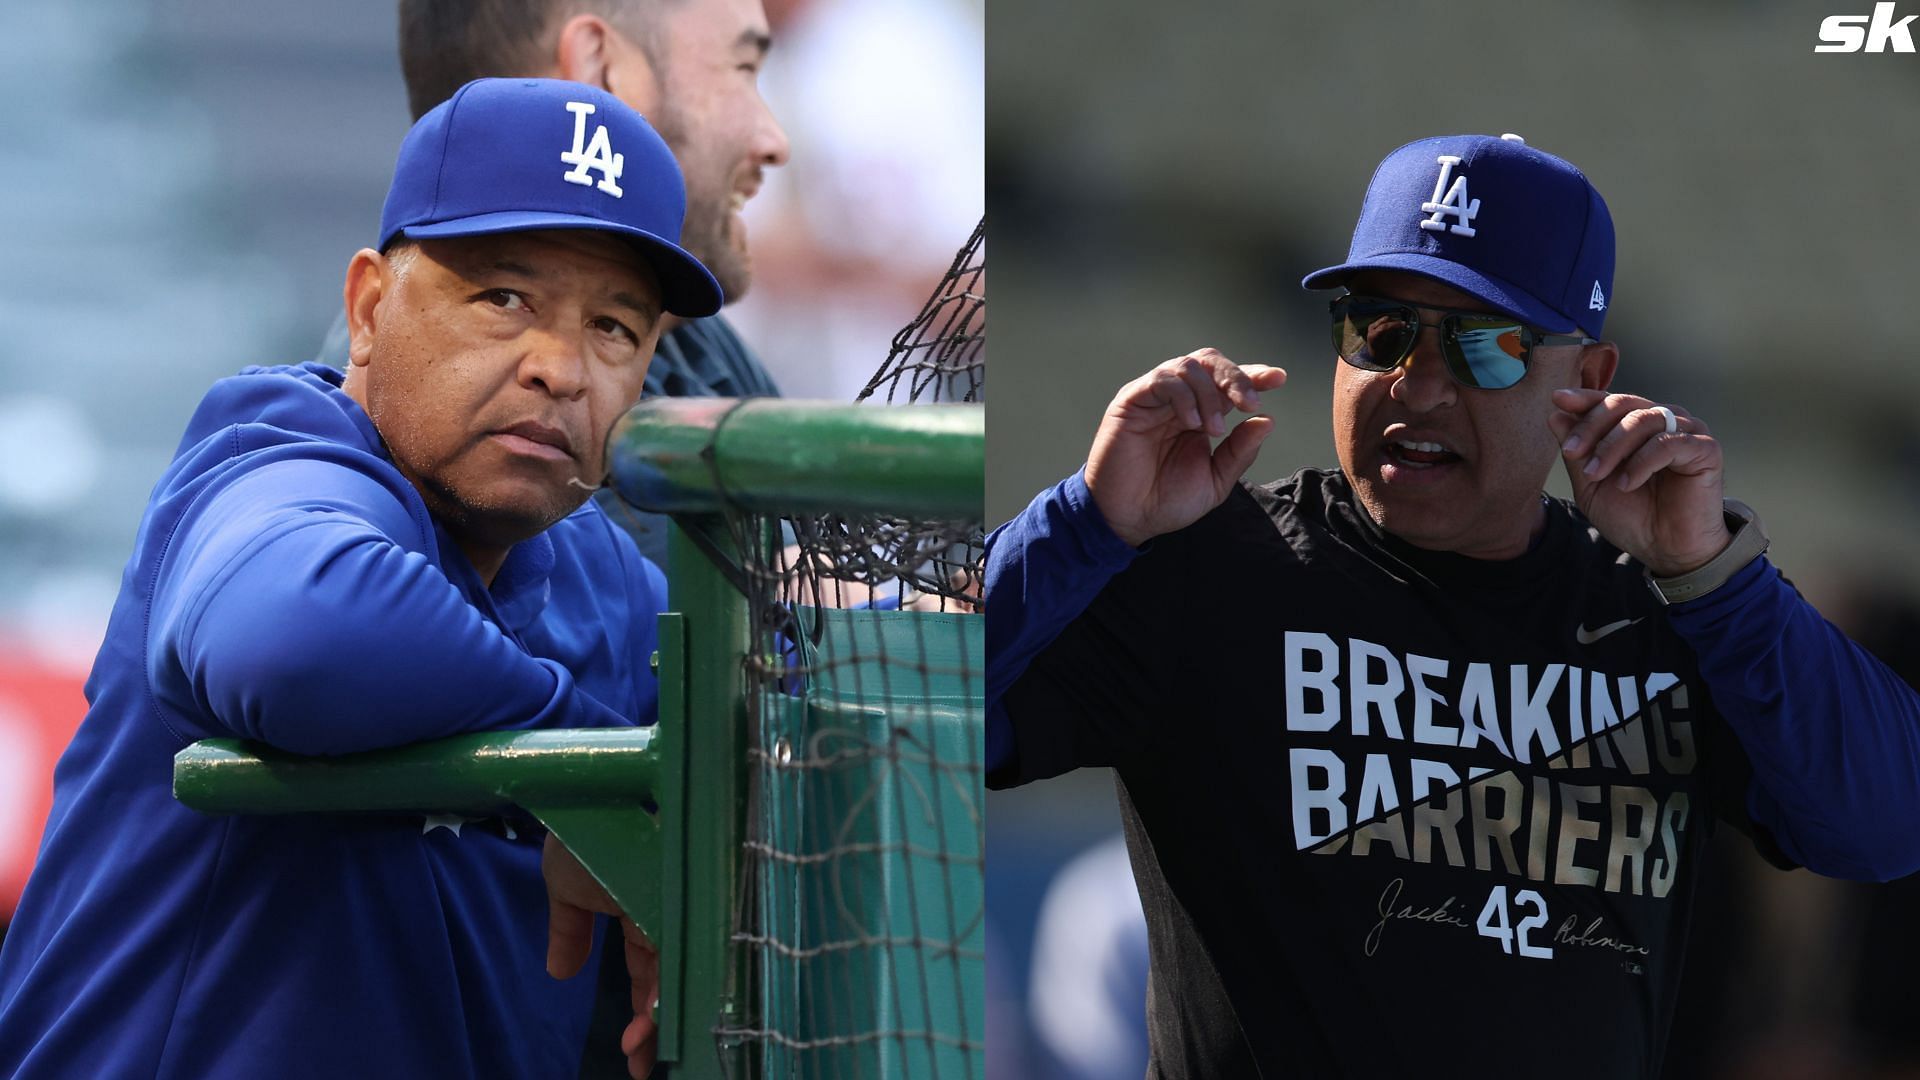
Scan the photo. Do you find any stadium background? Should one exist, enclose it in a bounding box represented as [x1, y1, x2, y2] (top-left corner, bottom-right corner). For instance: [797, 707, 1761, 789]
[0, 0, 981, 985]
[985, 2, 1920, 1078]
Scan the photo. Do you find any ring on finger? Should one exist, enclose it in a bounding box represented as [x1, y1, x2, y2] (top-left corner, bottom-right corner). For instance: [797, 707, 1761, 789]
[1652, 405, 1678, 435]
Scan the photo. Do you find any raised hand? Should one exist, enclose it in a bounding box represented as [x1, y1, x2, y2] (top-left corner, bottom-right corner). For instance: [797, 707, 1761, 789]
[1549, 388, 1732, 577]
[1083, 349, 1287, 547]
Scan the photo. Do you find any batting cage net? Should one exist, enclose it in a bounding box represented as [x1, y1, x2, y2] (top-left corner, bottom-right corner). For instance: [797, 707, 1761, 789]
[858, 217, 985, 409]
[712, 218, 985, 1079]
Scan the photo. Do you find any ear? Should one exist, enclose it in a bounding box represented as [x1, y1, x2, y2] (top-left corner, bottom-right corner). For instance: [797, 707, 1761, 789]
[1577, 340, 1619, 392]
[556, 13, 662, 112]
[555, 14, 662, 100]
[343, 248, 388, 370]
[554, 14, 612, 87]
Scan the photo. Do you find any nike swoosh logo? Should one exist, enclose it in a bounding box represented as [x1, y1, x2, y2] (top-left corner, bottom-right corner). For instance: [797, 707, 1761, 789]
[1575, 617, 1644, 645]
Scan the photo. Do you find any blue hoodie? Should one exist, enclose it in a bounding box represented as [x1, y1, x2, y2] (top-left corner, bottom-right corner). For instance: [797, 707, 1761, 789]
[0, 364, 664, 1078]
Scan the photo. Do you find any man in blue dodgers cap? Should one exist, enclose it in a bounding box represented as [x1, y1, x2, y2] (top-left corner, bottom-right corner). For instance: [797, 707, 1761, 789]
[315, 0, 793, 573]
[985, 134, 1920, 1078]
[0, 79, 712, 1079]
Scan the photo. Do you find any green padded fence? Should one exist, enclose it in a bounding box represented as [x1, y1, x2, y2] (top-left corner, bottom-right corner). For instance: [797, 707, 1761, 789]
[614, 398, 985, 1079]
[171, 397, 985, 1080]
[747, 607, 983, 1079]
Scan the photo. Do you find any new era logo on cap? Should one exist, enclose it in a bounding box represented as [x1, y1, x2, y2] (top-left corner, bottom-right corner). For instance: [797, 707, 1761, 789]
[1302, 134, 1615, 337]
[378, 78, 722, 318]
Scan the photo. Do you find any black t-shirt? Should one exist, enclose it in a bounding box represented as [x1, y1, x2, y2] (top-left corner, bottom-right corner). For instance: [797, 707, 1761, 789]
[994, 469, 1775, 1079]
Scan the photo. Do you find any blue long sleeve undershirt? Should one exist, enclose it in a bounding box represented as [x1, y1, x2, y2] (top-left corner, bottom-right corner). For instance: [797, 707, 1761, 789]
[1668, 555, 1920, 880]
[984, 470, 1135, 778]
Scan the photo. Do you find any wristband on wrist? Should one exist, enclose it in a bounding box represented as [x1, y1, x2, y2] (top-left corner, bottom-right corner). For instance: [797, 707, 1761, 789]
[1645, 500, 1768, 605]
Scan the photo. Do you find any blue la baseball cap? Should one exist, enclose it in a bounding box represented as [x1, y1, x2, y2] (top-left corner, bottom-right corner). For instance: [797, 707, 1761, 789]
[378, 77, 723, 318]
[1302, 134, 1614, 337]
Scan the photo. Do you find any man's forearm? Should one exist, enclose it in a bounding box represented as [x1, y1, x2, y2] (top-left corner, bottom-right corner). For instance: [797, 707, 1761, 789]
[154, 458, 630, 754]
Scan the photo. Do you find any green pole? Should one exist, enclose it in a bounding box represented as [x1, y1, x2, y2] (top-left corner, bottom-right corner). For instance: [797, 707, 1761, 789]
[173, 728, 659, 816]
[662, 515, 752, 1078]
[172, 729, 667, 943]
[609, 399, 983, 518]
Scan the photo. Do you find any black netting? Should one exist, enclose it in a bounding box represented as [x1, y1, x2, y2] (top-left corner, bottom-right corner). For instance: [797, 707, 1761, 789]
[714, 219, 985, 1079]
[858, 217, 984, 409]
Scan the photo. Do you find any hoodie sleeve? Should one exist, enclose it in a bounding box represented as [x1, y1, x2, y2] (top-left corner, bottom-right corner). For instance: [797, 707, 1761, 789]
[149, 450, 631, 755]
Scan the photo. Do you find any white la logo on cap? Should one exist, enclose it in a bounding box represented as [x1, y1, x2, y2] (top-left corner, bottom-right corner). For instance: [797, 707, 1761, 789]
[561, 101, 625, 197]
[1420, 155, 1479, 237]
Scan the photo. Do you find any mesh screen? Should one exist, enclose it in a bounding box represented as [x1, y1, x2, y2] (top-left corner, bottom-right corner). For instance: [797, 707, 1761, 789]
[715, 219, 985, 1078]
[857, 217, 985, 409]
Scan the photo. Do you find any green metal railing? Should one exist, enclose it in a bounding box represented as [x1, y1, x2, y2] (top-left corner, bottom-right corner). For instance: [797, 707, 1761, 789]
[608, 398, 983, 518]
[173, 728, 667, 940]
[172, 397, 984, 1079]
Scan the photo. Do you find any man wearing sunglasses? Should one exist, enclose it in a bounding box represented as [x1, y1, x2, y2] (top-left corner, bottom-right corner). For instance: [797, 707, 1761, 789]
[985, 133, 1920, 1078]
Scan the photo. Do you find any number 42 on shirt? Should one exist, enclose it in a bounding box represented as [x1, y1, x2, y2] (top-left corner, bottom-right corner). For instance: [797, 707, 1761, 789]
[1477, 885, 1553, 959]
